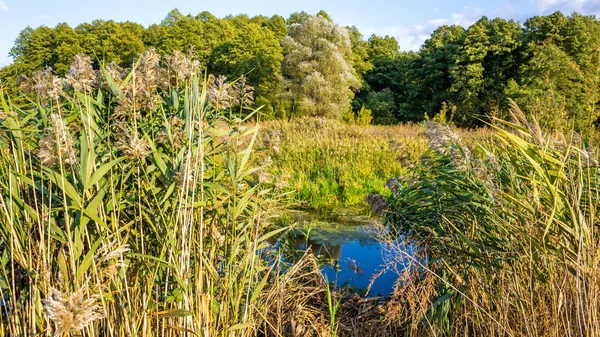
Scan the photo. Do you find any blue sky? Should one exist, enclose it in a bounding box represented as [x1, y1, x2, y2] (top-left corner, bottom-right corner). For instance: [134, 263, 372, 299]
[1, 0, 600, 66]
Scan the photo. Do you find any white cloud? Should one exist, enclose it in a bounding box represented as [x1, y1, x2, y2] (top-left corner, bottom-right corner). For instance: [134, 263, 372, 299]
[495, 1, 516, 17]
[0, 1, 8, 12]
[356, 0, 600, 53]
[532, 0, 600, 15]
[358, 6, 484, 51]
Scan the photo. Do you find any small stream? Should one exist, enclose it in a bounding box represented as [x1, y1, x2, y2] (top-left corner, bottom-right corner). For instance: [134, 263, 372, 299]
[278, 208, 411, 296]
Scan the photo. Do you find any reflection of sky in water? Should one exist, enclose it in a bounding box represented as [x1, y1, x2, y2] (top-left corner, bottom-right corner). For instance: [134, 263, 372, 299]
[320, 240, 400, 296]
[289, 229, 414, 296]
[279, 209, 417, 296]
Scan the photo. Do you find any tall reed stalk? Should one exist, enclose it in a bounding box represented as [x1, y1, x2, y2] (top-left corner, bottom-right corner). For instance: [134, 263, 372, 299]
[382, 100, 600, 336]
[0, 52, 281, 337]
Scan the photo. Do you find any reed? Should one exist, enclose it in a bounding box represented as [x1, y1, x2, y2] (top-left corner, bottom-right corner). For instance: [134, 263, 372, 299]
[0, 51, 290, 337]
[381, 99, 600, 336]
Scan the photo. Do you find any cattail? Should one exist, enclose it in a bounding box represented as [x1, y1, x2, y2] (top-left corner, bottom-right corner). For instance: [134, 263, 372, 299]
[43, 286, 104, 337]
[38, 114, 78, 167]
[65, 54, 97, 93]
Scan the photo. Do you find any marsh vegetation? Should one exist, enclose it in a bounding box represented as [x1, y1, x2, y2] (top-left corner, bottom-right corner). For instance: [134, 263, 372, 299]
[1, 8, 600, 337]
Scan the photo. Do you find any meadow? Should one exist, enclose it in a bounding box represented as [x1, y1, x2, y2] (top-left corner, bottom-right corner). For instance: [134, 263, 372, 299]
[0, 50, 599, 337]
[256, 118, 427, 210]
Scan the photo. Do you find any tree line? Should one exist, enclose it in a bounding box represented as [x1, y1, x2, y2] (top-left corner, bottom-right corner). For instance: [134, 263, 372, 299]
[1, 9, 600, 129]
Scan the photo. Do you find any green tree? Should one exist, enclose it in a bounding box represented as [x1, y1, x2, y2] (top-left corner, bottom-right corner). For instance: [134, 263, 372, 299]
[316, 10, 332, 21]
[366, 88, 397, 124]
[76, 20, 145, 67]
[50, 23, 83, 76]
[286, 11, 310, 26]
[9, 26, 55, 75]
[249, 15, 288, 39]
[450, 17, 523, 125]
[283, 15, 359, 118]
[346, 26, 373, 83]
[416, 25, 466, 116]
[507, 43, 587, 130]
[523, 11, 568, 46]
[212, 22, 284, 116]
[367, 34, 400, 61]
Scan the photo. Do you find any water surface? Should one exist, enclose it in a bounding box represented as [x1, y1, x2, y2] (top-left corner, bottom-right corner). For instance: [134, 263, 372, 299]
[280, 208, 409, 295]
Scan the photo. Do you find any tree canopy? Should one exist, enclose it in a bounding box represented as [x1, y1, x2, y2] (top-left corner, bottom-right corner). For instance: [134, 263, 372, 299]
[2, 9, 600, 129]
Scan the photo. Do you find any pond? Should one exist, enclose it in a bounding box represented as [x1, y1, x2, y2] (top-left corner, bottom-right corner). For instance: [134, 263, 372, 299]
[278, 208, 413, 296]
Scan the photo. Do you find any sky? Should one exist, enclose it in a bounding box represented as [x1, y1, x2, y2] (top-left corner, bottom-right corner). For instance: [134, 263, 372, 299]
[1, 0, 600, 66]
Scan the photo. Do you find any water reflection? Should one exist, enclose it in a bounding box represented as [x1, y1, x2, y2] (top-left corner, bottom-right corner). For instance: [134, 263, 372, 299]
[280, 210, 406, 296]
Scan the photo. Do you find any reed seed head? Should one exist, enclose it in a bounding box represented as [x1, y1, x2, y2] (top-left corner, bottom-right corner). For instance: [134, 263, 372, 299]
[116, 135, 151, 161]
[65, 54, 97, 93]
[43, 286, 104, 337]
[424, 121, 469, 169]
[208, 75, 234, 110]
[21, 68, 64, 101]
[38, 114, 79, 167]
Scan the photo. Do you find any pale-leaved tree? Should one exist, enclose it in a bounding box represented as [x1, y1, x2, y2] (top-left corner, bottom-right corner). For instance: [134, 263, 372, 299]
[282, 15, 359, 118]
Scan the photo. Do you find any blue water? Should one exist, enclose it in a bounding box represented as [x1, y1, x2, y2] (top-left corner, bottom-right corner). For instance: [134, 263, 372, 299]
[280, 209, 413, 296]
[320, 241, 400, 296]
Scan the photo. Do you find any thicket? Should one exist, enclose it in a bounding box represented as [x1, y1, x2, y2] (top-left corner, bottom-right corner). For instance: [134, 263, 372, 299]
[2, 10, 600, 129]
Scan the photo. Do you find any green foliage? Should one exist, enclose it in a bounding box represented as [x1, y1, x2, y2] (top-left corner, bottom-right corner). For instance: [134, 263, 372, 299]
[449, 17, 523, 125]
[282, 15, 359, 118]
[258, 118, 428, 210]
[355, 105, 373, 126]
[366, 88, 397, 124]
[424, 101, 456, 124]
[4, 9, 600, 128]
[76, 20, 146, 67]
[211, 22, 284, 117]
[417, 25, 466, 116]
[506, 42, 585, 130]
[367, 34, 401, 61]
[346, 26, 374, 83]
[286, 11, 310, 25]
